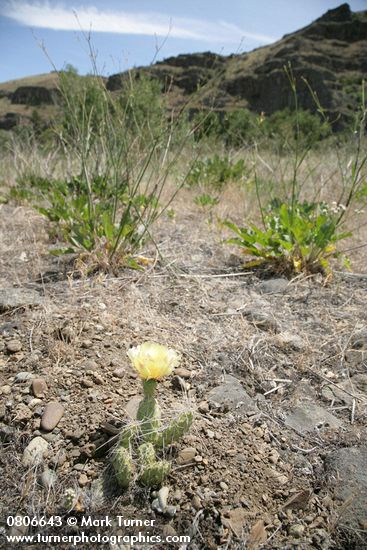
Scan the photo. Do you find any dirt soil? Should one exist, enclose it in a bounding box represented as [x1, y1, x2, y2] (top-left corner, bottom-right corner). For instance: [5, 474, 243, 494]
[0, 200, 367, 550]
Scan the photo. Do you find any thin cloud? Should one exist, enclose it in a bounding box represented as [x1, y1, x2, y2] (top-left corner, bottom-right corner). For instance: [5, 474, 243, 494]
[0, 1, 276, 44]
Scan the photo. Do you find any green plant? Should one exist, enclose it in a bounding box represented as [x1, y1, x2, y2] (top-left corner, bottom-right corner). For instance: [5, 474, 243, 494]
[187, 154, 246, 190]
[112, 343, 193, 489]
[10, 52, 194, 271]
[224, 198, 351, 274]
[223, 69, 367, 275]
[194, 193, 219, 209]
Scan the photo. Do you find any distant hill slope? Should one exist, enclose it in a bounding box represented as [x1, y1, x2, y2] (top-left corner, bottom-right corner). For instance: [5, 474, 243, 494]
[1, 3, 366, 131]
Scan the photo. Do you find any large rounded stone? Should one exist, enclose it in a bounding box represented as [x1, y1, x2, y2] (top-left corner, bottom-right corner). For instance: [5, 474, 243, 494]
[41, 402, 64, 432]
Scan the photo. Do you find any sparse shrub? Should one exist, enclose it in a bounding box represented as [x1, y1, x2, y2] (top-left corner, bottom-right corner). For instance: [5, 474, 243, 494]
[224, 69, 367, 275]
[10, 53, 193, 271]
[194, 193, 219, 209]
[192, 108, 260, 146]
[187, 154, 247, 190]
[263, 107, 331, 149]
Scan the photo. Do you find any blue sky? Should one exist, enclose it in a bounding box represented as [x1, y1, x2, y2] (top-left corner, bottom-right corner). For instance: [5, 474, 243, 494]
[1, 0, 366, 82]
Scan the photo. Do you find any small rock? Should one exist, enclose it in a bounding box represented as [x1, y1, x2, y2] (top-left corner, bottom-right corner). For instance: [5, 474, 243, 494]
[78, 473, 89, 487]
[324, 446, 367, 534]
[112, 368, 125, 378]
[81, 339, 93, 349]
[81, 379, 93, 388]
[276, 331, 305, 351]
[81, 359, 98, 371]
[6, 340, 22, 353]
[206, 429, 215, 438]
[0, 288, 43, 312]
[258, 278, 289, 294]
[177, 447, 196, 464]
[0, 385, 11, 395]
[152, 486, 171, 514]
[164, 506, 177, 518]
[269, 449, 280, 464]
[175, 368, 191, 379]
[173, 489, 182, 501]
[207, 375, 258, 415]
[220, 481, 228, 490]
[198, 401, 209, 413]
[22, 436, 48, 466]
[289, 524, 305, 538]
[192, 495, 202, 510]
[15, 372, 33, 382]
[41, 402, 64, 432]
[65, 428, 85, 442]
[242, 309, 280, 332]
[32, 378, 47, 397]
[285, 402, 343, 434]
[91, 372, 104, 385]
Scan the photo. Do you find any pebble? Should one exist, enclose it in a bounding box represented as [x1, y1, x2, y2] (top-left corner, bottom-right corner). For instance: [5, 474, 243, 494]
[81, 339, 93, 349]
[192, 496, 202, 510]
[258, 278, 289, 294]
[22, 436, 48, 466]
[32, 378, 47, 397]
[1, 385, 11, 395]
[206, 430, 215, 439]
[78, 473, 89, 487]
[152, 486, 173, 515]
[82, 360, 99, 371]
[175, 368, 191, 379]
[91, 373, 104, 385]
[207, 375, 258, 415]
[41, 402, 64, 432]
[269, 450, 280, 464]
[6, 340, 22, 353]
[198, 401, 209, 413]
[112, 368, 125, 378]
[177, 447, 197, 464]
[220, 481, 229, 490]
[82, 379, 94, 388]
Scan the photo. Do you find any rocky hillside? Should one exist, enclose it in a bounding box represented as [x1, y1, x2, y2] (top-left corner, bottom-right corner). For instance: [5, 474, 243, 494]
[1, 3, 366, 130]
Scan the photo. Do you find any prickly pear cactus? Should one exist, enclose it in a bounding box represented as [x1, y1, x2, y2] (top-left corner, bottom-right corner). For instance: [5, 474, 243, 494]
[112, 446, 134, 489]
[155, 411, 193, 448]
[113, 358, 193, 489]
[137, 382, 161, 444]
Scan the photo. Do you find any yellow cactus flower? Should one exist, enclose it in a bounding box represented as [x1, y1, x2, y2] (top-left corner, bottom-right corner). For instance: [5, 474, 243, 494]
[127, 342, 180, 380]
